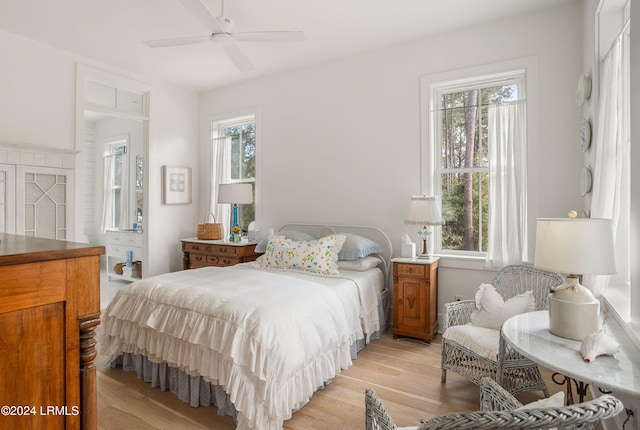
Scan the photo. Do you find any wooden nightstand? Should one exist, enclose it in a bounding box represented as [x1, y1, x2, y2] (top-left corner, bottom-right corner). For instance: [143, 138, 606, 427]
[181, 239, 261, 269]
[392, 257, 439, 342]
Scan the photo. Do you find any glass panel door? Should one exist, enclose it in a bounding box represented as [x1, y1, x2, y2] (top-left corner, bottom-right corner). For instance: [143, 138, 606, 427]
[17, 166, 73, 240]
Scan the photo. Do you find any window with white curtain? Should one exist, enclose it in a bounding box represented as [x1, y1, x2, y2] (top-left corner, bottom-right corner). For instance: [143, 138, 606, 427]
[100, 137, 128, 232]
[427, 70, 527, 266]
[210, 115, 257, 234]
[595, 2, 631, 321]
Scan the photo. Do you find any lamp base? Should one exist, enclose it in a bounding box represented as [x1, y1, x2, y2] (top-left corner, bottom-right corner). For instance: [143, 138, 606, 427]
[548, 276, 600, 341]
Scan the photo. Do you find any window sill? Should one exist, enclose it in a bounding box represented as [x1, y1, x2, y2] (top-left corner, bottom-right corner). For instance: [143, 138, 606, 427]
[434, 254, 493, 271]
[603, 283, 640, 350]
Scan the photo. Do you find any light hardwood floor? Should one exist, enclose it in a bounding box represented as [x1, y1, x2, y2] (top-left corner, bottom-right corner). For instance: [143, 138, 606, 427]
[96, 332, 571, 429]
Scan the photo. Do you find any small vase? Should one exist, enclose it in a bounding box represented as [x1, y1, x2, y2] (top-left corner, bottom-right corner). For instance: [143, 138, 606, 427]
[233, 233, 241, 243]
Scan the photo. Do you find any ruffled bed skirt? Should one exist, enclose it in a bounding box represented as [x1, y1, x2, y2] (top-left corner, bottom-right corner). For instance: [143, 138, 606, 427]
[109, 289, 391, 425]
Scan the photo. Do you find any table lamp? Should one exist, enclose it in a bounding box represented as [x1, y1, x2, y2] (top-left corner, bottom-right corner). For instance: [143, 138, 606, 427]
[217, 183, 253, 240]
[534, 213, 616, 340]
[405, 195, 444, 258]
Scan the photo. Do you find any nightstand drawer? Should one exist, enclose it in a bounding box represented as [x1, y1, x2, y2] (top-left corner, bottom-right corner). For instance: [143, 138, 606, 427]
[189, 254, 219, 266]
[395, 263, 426, 277]
[183, 242, 210, 253]
[209, 245, 239, 255]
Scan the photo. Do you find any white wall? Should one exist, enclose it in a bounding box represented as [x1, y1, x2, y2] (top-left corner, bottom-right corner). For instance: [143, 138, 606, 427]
[0, 28, 199, 276]
[199, 2, 584, 313]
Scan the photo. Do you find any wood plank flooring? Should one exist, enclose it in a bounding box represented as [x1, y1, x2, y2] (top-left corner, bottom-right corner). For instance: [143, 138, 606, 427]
[96, 332, 570, 429]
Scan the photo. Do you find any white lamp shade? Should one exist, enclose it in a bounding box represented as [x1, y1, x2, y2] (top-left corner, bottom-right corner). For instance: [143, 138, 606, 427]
[217, 183, 253, 204]
[534, 218, 616, 275]
[405, 195, 444, 226]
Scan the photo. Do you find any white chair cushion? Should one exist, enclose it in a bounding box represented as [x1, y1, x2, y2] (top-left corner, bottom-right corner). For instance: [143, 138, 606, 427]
[517, 391, 565, 409]
[516, 391, 565, 430]
[443, 324, 501, 361]
[470, 283, 535, 330]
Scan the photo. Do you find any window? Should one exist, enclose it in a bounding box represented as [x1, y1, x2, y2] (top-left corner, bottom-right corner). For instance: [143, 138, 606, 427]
[101, 137, 128, 232]
[430, 71, 526, 257]
[596, 0, 632, 325]
[215, 117, 256, 231]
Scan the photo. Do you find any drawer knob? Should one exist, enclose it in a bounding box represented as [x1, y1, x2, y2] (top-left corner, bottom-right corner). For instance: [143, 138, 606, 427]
[407, 267, 413, 273]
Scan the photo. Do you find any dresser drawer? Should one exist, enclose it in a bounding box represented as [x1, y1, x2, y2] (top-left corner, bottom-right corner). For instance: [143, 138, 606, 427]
[209, 245, 239, 256]
[395, 263, 426, 277]
[183, 242, 210, 254]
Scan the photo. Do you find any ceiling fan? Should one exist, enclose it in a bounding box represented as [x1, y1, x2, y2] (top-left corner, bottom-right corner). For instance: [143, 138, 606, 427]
[144, 0, 305, 72]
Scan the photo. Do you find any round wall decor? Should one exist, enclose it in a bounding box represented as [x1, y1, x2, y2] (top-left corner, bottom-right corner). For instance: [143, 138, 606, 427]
[580, 118, 592, 152]
[580, 166, 593, 196]
[576, 74, 592, 106]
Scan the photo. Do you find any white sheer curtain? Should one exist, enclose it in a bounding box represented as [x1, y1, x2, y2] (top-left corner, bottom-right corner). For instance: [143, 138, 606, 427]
[100, 153, 129, 232]
[485, 100, 528, 269]
[209, 136, 232, 238]
[583, 32, 626, 298]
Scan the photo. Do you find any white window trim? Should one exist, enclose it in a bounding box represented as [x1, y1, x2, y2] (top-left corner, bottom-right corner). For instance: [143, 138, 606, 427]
[596, 0, 639, 349]
[420, 57, 538, 264]
[210, 108, 261, 233]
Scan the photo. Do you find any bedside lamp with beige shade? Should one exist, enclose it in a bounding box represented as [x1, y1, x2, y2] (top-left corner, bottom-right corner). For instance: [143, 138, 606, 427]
[405, 195, 444, 258]
[534, 212, 616, 341]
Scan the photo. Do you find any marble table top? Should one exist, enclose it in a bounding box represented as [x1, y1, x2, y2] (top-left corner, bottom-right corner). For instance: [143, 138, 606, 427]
[501, 311, 640, 398]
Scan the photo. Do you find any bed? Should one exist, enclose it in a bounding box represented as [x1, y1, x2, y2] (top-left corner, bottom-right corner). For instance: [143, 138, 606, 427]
[99, 224, 393, 430]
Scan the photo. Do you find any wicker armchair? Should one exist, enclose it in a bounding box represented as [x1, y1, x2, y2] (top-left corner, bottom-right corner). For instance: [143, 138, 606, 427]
[365, 379, 623, 430]
[420, 378, 624, 429]
[441, 264, 564, 396]
[365, 388, 417, 430]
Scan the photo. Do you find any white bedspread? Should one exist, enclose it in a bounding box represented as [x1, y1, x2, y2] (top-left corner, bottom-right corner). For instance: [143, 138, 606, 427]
[99, 265, 381, 430]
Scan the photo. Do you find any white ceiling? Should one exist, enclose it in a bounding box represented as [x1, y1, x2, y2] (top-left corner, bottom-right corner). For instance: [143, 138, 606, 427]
[0, 0, 574, 93]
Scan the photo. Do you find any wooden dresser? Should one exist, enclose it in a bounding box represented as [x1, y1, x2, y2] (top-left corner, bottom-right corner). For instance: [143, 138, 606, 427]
[0, 234, 104, 430]
[181, 238, 261, 269]
[392, 257, 439, 343]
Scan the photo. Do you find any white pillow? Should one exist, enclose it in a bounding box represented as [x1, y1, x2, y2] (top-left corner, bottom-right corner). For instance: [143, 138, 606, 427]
[470, 284, 535, 330]
[517, 391, 565, 409]
[336, 256, 380, 272]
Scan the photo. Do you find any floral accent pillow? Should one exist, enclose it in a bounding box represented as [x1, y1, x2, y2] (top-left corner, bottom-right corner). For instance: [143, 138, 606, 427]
[257, 234, 346, 275]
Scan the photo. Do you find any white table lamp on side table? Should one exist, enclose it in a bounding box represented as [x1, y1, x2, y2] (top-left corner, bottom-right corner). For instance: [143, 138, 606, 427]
[405, 195, 444, 258]
[534, 213, 616, 341]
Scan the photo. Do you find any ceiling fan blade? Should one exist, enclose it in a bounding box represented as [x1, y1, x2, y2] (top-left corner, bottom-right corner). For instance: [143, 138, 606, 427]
[222, 44, 254, 72]
[179, 0, 225, 33]
[143, 35, 212, 48]
[232, 31, 305, 43]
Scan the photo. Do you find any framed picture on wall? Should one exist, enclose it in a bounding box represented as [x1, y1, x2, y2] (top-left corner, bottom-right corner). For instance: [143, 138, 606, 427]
[162, 165, 191, 205]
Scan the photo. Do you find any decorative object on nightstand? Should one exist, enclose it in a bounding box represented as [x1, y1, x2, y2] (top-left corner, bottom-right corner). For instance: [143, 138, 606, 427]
[391, 257, 439, 342]
[218, 183, 253, 241]
[404, 195, 444, 258]
[534, 212, 616, 341]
